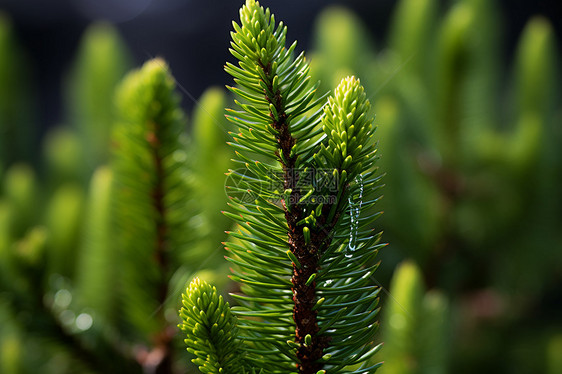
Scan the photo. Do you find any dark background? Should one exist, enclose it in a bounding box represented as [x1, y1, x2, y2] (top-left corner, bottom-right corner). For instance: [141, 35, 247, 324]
[0, 0, 561, 135]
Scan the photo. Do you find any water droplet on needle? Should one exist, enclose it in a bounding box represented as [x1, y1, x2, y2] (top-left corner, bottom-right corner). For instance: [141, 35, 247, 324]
[346, 175, 363, 257]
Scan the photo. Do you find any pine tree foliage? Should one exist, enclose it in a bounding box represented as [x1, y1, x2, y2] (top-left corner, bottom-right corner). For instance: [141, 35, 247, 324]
[188, 87, 235, 267]
[378, 261, 449, 374]
[547, 335, 562, 374]
[43, 183, 84, 279]
[75, 167, 116, 322]
[112, 58, 192, 350]
[388, 0, 437, 80]
[180, 1, 384, 373]
[0, 0, 559, 372]
[310, 6, 376, 93]
[42, 128, 84, 189]
[179, 278, 243, 373]
[2, 164, 38, 239]
[67, 22, 131, 171]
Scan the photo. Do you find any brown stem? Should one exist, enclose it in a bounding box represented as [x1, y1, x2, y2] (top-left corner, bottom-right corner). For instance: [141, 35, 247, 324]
[261, 60, 332, 373]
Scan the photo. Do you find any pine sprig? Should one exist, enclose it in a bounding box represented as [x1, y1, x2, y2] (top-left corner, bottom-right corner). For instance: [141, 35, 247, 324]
[311, 77, 384, 373]
[112, 58, 192, 369]
[179, 278, 244, 373]
[225, 0, 331, 371]
[181, 1, 384, 373]
[224, 0, 324, 371]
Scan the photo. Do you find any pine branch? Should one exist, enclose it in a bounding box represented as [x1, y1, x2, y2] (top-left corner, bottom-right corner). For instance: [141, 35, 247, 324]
[179, 278, 244, 373]
[180, 2, 384, 373]
[225, 0, 327, 370]
[113, 58, 191, 373]
[215, 1, 383, 373]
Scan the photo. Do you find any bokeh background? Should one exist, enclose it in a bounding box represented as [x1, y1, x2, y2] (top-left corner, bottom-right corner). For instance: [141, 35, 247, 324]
[0, 0, 561, 373]
[1, 0, 561, 133]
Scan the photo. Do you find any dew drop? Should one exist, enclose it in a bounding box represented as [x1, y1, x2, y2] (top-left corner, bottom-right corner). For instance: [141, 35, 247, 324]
[347, 175, 364, 256]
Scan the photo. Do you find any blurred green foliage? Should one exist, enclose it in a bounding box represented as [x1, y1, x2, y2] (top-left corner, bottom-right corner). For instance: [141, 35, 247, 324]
[0, 0, 560, 372]
[74, 167, 116, 324]
[65, 22, 132, 174]
[378, 261, 450, 374]
[0, 18, 234, 374]
[310, 0, 561, 373]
